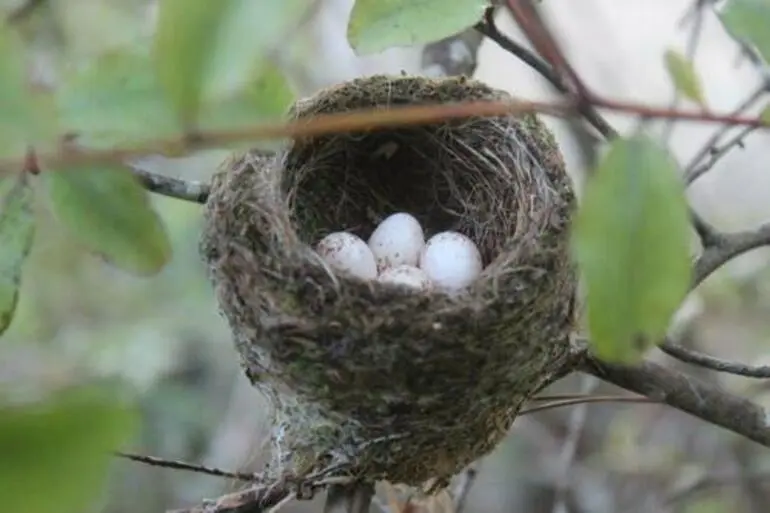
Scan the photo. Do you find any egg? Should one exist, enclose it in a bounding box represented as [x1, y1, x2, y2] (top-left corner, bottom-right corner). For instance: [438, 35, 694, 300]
[377, 265, 432, 291]
[367, 212, 425, 271]
[316, 231, 377, 281]
[419, 231, 483, 292]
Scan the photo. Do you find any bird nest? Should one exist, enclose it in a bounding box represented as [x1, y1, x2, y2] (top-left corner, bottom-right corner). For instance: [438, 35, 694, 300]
[200, 75, 578, 491]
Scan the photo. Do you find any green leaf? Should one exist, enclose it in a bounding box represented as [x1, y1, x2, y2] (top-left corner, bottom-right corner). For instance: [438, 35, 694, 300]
[153, 0, 307, 123]
[41, 166, 172, 276]
[720, 0, 770, 64]
[663, 49, 707, 107]
[0, 172, 35, 337]
[0, 25, 54, 158]
[57, 51, 182, 150]
[200, 64, 296, 131]
[153, 0, 228, 122]
[572, 134, 692, 363]
[0, 387, 137, 513]
[348, 0, 487, 54]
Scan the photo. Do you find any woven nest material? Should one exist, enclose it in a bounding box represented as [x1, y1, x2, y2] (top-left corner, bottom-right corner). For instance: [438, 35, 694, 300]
[200, 75, 578, 491]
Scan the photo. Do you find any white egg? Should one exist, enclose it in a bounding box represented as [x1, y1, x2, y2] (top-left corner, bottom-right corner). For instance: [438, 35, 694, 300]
[315, 231, 377, 281]
[419, 231, 483, 292]
[367, 212, 425, 271]
[377, 265, 432, 291]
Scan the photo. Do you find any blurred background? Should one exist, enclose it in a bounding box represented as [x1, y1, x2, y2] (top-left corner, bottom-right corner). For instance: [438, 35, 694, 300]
[3, 0, 770, 512]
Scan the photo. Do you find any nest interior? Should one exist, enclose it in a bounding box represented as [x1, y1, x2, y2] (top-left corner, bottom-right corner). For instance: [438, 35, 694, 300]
[200, 75, 579, 489]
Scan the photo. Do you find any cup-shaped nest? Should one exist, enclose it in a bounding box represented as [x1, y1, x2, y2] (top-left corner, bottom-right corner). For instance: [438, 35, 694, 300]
[200, 75, 578, 489]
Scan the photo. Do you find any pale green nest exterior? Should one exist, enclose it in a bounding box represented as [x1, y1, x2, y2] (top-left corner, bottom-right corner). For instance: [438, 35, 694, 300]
[200, 75, 578, 489]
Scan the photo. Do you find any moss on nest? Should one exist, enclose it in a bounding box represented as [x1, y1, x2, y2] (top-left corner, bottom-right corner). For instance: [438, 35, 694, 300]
[200, 75, 578, 491]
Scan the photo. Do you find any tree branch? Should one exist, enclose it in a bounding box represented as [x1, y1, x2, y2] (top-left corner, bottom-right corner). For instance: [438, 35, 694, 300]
[579, 355, 770, 447]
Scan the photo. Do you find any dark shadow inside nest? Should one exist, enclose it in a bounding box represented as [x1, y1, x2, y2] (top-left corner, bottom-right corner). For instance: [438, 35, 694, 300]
[282, 122, 529, 266]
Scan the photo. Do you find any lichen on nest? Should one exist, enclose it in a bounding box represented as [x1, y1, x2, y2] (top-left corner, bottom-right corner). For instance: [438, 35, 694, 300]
[199, 74, 579, 491]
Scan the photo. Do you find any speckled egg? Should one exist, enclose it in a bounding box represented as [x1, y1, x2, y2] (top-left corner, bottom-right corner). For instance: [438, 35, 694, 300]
[316, 231, 378, 281]
[367, 212, 425, 271]
[419, 231, 483, 292]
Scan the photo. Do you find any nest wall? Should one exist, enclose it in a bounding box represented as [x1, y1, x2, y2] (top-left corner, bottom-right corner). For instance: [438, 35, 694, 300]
[200, 75, 579, 488]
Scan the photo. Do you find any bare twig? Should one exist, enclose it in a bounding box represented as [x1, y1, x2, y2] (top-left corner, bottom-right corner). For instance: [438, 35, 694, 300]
[115, 451, 258, 482]
[504, 0, 588, 99]
[473, 6, 617, 140]
[684, 84, 768, 185]
[519, 396, 656, 415]
[658, 337, 770, 379]
[685, 124, 758, 185]
[127, 163, 211, 203]
[452, 466, 478, 513]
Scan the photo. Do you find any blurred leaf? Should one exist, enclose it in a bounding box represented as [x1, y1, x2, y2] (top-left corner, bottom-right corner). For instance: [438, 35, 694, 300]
[57, 51, 182, 149]
[572, 134, 692, 363]
[348, 0, 486, 54]
[0, 23, 55, 158]
[720, 0, 770, 63]
[202, 0, 307, 101]
[154, 0, 307, 123]
[50, 0, 148, 60]
[41, 166, 172, 276]
[0, 387, 137, 513]
[663, 49, 706, 107]
[153, 0, 227, 122]
[200, 64, 295, 131]
[0, 172, 35, 337]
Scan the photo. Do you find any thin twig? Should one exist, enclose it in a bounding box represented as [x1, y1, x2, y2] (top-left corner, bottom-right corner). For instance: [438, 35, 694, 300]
[684, 84, 768, 185]
[658, 337, 770, 378]
[127, 163, 211, 203]
[685, 124, 758, 185]
[520, 396, 656, 415]
[473, 6, 617, 140]
[115, 451, 258, 482]
[504, 0, 588, 99]
[452, 466, 478, 513]
[530, 393, 631, 402]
